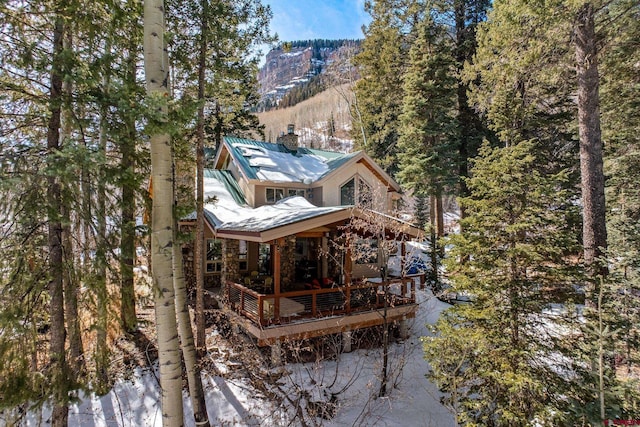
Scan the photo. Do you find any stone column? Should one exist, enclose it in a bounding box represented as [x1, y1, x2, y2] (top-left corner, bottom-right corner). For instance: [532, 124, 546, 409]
[398, 315, 409, 340]
[222, 238, 240, 286]
[342, 329, 352, 353]
[271, 339, 282, 366]
[280, 235, 296, 291]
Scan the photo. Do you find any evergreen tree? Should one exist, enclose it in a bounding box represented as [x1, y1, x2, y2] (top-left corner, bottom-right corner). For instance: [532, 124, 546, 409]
[167, 0, 273, 358]
[424, 141, 582, 425]
[600, 0, 640, 413]
[396, 8, 457, 286]
[0, 0, 150, 413]
[46, 5, 70, 425]
[452, 0, 491, 215]
[353, 0, 425, 173]
[397, 10, 458, 198]
[467, 2, 640, 414]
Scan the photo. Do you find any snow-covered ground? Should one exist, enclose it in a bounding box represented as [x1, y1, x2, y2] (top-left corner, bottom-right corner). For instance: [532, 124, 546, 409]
[18, 287, 455, 426]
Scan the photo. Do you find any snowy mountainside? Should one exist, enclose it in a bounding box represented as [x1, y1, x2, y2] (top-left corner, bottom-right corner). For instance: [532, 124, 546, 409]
[257, 39, 361, 110]
[257, 83, 355, 152]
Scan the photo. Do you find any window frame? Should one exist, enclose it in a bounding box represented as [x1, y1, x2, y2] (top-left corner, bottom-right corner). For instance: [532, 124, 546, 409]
[266, 187, 285, 203]
[340, 175, 372, 207]
[340, 177, 356, 205]
[238, 240, 248, 271]
[206, 239, 223, 273]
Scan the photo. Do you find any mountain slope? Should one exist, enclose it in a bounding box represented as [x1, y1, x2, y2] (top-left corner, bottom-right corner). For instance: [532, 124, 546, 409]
[257, 83, 355, 152]
[257, 39, 361, 110]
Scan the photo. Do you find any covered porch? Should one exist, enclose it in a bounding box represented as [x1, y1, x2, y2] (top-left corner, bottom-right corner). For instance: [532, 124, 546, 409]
[212, 207, 424, 347]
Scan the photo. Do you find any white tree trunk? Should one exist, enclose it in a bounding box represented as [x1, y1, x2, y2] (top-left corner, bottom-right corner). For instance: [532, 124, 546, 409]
[143, 1, 184, 425]
[173, 239, 210, 426]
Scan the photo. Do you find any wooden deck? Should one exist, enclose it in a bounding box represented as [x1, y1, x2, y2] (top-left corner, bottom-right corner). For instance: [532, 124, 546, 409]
[225, 278, 419, 346]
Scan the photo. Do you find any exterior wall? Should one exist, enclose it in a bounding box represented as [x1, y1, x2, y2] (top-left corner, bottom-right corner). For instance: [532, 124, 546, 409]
[253, 184, 268, 207]
[320, 162, 393, 212]
[310, 186, 322, 207]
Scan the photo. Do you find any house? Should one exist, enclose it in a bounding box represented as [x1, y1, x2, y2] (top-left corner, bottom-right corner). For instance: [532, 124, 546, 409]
[183, 126, 424, 359]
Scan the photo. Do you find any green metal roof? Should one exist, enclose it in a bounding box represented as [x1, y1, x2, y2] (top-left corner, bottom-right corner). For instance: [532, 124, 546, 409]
[222, 135, 359, 183]
[203, 169, 247, 206]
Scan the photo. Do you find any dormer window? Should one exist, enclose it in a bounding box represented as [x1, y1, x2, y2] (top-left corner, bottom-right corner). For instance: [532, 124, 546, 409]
[266, 187, 285, 203]
[340, 177, 372, 207]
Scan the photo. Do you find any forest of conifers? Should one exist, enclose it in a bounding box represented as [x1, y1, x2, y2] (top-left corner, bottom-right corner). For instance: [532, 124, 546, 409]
[1, 0, 639, 426]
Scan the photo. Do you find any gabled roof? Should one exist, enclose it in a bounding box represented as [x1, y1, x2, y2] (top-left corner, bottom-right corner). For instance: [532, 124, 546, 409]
[214, 136, 400, 191]
[183, 169, 420, 243]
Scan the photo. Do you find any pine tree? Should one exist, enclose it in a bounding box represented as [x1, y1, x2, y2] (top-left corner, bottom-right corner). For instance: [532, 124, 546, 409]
[452, 0, 491, 217]
[353, 0, 423, 173]
[424, 141, 582, 425]
[468, 2, 640, 412]
[397, 11, 458, 198]
[396, 9, 458, 287]
[167, 0, 273, 358]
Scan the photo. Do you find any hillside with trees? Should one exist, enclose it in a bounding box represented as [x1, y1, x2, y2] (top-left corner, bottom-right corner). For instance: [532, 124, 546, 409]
[257, 39, 361, 110]
[257, 83, 355, 151]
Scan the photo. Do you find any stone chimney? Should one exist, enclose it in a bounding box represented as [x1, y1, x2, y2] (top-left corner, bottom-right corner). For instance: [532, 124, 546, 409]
[277, 124, 299, 152]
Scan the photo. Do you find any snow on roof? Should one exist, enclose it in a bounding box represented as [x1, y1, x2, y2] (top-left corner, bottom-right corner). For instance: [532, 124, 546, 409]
[225, 136, 359, 184]
[217, 196, 346, 233]
[198, 170, 347, 233]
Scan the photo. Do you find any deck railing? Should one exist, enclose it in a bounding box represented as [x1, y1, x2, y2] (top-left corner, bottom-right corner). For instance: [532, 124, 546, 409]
[226, 278, 417, 327]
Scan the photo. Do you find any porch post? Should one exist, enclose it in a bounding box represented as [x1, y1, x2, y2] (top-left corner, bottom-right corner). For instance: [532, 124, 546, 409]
[345, 244, 352, 313]
[321, 235, 328, 279]
[399, 315, 409, 340]
[273, 240, 281, 295]
[344, 245, 352, 285]
[271, 339, 282, 366]
[271, 240, 281, 322]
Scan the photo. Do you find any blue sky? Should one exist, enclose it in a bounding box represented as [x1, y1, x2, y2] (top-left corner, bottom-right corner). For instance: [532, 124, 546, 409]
[264, 0, 370, 42]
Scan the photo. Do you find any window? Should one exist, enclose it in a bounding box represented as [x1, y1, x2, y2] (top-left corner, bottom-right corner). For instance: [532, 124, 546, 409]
[358, 179, 372, 207]
[354, 238, 378, 264]
[206, 239, 222, 273]
[266, 187, 285, 203]
[238, 240, 248, 271]
[340, 177, 372, 207]
[288, 188, 306, 198]
[340, 178, 355, 205]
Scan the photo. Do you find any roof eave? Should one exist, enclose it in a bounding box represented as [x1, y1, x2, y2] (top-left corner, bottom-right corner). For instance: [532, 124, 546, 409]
[214, 207, 423, 242]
